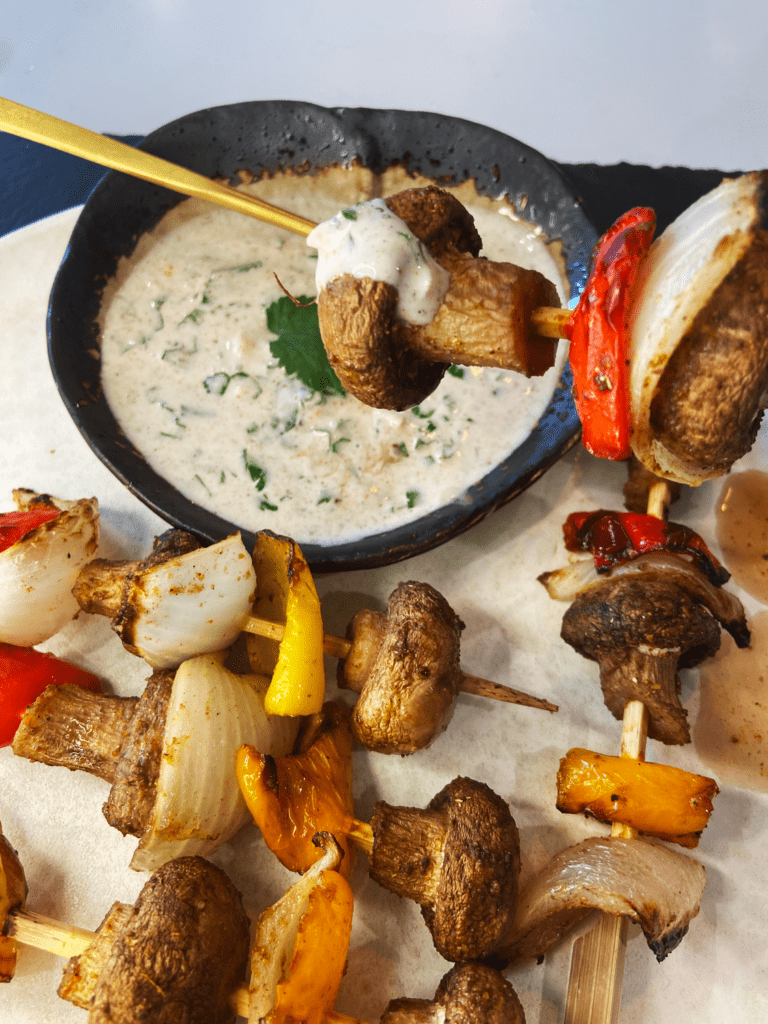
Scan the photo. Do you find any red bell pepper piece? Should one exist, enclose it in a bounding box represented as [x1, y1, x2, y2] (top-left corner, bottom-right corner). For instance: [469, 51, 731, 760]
[0, 643, 102, 747]
[566, 207, 656, 460]
[563, 510, 729, 587]
[0, 508, 60, 553]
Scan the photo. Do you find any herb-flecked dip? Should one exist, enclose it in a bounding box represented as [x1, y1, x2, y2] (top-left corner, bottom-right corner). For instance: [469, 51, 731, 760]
[99, 167, 569, 545]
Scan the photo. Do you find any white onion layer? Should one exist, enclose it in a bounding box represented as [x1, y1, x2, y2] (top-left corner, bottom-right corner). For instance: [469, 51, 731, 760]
[499, 836, 705, 964]
[127, 533, 256, 669]
[0, 496, 99, 646]
[130, 654, 299, 872]
[629, 172, 763, 485]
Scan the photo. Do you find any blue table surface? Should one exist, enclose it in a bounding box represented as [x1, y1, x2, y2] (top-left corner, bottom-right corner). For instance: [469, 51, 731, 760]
[0, 131, 738, 240]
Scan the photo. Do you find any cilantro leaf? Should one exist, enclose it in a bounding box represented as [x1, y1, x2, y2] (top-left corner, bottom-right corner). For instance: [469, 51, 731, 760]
[266, 297, 346, 398]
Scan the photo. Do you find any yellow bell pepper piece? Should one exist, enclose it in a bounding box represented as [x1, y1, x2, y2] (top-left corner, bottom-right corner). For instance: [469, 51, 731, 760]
[556, 747, 719, 847]
[272, 870, 354, 1024]
[249, 531, 325, 716]
[237, 702, 355, 877]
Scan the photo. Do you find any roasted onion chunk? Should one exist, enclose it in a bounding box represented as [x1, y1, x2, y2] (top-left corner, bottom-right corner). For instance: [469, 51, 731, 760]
[492, 836, 706, 966]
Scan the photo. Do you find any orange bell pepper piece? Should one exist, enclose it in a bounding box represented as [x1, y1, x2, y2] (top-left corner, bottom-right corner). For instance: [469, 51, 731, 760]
[237, 702, 355, 876]
[272, 870, 354, 1024]
[557, 747, 719, 847]
[249, 531, 325, 716]
[248, 833, 353, 1024]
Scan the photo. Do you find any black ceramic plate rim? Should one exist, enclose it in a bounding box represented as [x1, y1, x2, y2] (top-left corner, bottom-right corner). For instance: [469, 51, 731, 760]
[47, 101, 595, 573]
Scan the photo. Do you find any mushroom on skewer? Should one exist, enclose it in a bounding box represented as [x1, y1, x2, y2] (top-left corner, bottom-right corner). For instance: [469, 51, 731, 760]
[3, 821, 524, 1024]
[238, 742, 521, 965]
[380, 962, 526, 1024]
[310, 186, 561, 409]
[367, 776, 520, 963]
[250, 576, 557, 751]
[1, 823, 250, 1024]
[314, 176, 768, 485]
[12, 654, 299, 871]
[539, 508, 750, 743]
[78, 531, 556, 751]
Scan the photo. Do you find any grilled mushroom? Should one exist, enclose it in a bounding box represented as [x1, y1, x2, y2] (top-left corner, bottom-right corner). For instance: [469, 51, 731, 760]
[339, 581, 466, 757]
[630, 172, 768, 484]
[381, 962, 525, 1024]
[314, 186, 559, 410]
[560, 573, 722, 744]
[338, 581, 464, 755]
[369, 776, 520, 962]
[58, 856, 250, 1024]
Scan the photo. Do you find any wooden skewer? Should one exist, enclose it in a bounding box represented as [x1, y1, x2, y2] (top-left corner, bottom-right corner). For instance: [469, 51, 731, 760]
[240, 613, 558, 713]
[0, 98, 574, 342]
[563, 480, 671, 1024]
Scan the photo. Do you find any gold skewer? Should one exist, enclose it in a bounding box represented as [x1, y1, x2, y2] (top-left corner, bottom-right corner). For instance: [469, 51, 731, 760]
[240, 613, 558, 713]
[563, 480, 672, 1024]
[0, 96, 315, 237]
[0, 96, 572, 341]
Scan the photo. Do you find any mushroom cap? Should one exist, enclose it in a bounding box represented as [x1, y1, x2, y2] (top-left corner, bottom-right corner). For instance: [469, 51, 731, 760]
[561, 573, 722, 665]
[385, 185, 483, 262]
[380, 962, 525, 1024]
[317, 274, 449, 409]
[422, 776, 521, 962]
[649, 228, 768, 478]
[87, 856, 250, 1024]
[561, 573, 721, 744]
[351, 581, 464, 754]
[434, 962, 526, 1024]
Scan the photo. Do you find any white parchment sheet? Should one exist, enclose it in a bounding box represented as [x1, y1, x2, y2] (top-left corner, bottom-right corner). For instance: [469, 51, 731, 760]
[1, 210, 767, 1023]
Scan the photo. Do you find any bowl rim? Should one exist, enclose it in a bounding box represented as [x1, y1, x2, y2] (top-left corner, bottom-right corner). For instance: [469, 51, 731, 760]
[47, 100, 595, 573]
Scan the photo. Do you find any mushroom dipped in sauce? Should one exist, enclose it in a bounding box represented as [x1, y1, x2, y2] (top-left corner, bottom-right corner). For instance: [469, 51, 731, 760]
[310, 186, 560, 410]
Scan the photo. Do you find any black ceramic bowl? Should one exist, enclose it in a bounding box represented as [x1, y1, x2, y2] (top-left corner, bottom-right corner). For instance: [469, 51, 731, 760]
[48, 101, 596, 573]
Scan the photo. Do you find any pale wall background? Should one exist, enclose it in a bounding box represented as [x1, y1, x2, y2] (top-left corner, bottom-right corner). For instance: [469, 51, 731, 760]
[1, 0, 766, 170]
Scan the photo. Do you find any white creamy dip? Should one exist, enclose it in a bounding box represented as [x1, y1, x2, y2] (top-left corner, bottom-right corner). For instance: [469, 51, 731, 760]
[100, 170, 568, 546]
[307, 198, 450, 324]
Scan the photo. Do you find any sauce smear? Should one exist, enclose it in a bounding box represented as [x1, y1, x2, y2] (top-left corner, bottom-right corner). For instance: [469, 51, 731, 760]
[716, 470, 768, 604]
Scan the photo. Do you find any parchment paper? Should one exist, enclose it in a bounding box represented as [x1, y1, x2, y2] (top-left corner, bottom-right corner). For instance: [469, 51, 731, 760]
[1, 209, 767, 1023]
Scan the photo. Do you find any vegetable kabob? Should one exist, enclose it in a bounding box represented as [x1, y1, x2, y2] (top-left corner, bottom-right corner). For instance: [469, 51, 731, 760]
[7, 520, 554, 872]
[535, 477, 743, 1020]
[294, 172, 768, 488]
[2, 822, 526, 1024]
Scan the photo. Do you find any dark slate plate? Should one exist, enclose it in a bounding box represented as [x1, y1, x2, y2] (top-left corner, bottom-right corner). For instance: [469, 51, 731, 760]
[47, 101, 596, 573]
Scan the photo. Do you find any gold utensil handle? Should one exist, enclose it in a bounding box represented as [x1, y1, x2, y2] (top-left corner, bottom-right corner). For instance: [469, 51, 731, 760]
[0, 96, 316, 236]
